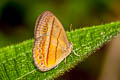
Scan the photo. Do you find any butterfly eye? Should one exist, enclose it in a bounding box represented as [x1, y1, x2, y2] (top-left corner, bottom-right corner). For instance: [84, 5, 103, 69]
[43, 26, 48, 32]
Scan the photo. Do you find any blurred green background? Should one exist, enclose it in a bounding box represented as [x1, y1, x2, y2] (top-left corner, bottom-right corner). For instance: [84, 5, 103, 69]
[0, 0, 120, 80]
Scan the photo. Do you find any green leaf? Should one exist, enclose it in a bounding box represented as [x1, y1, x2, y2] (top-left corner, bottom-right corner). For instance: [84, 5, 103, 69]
[0, 22, 120, 80]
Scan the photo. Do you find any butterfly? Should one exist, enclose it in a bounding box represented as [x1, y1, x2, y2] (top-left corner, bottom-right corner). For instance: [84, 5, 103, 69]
[33, 11, 72, 71]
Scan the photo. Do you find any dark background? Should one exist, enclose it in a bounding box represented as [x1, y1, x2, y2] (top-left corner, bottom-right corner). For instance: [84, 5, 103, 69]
[0, 0, 120, 80]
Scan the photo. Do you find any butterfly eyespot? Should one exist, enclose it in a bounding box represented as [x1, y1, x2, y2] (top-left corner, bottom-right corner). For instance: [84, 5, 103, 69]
[38, 55, 43, 60]
[38, 48, 42, 53]
[42, 66, 46, 69]
[40, 61, 44, 65]
[38, 42, 43, 49]
[42, 26, 48, 32]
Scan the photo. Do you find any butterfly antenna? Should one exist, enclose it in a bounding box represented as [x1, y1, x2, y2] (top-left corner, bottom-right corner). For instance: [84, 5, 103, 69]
[70, 24, 72, 32]
[69, 24, 73, 40]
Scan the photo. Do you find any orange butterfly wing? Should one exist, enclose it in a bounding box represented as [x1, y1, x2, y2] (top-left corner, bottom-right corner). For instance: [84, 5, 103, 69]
[33, 11, 72, 71]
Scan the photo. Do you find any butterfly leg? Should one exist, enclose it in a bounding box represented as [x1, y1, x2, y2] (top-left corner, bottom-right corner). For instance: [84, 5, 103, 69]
[55, 65, 58, 69]
[70, 55, 72, 58]
[64, 57, 66, 64]
[72, 50, 80, 56]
